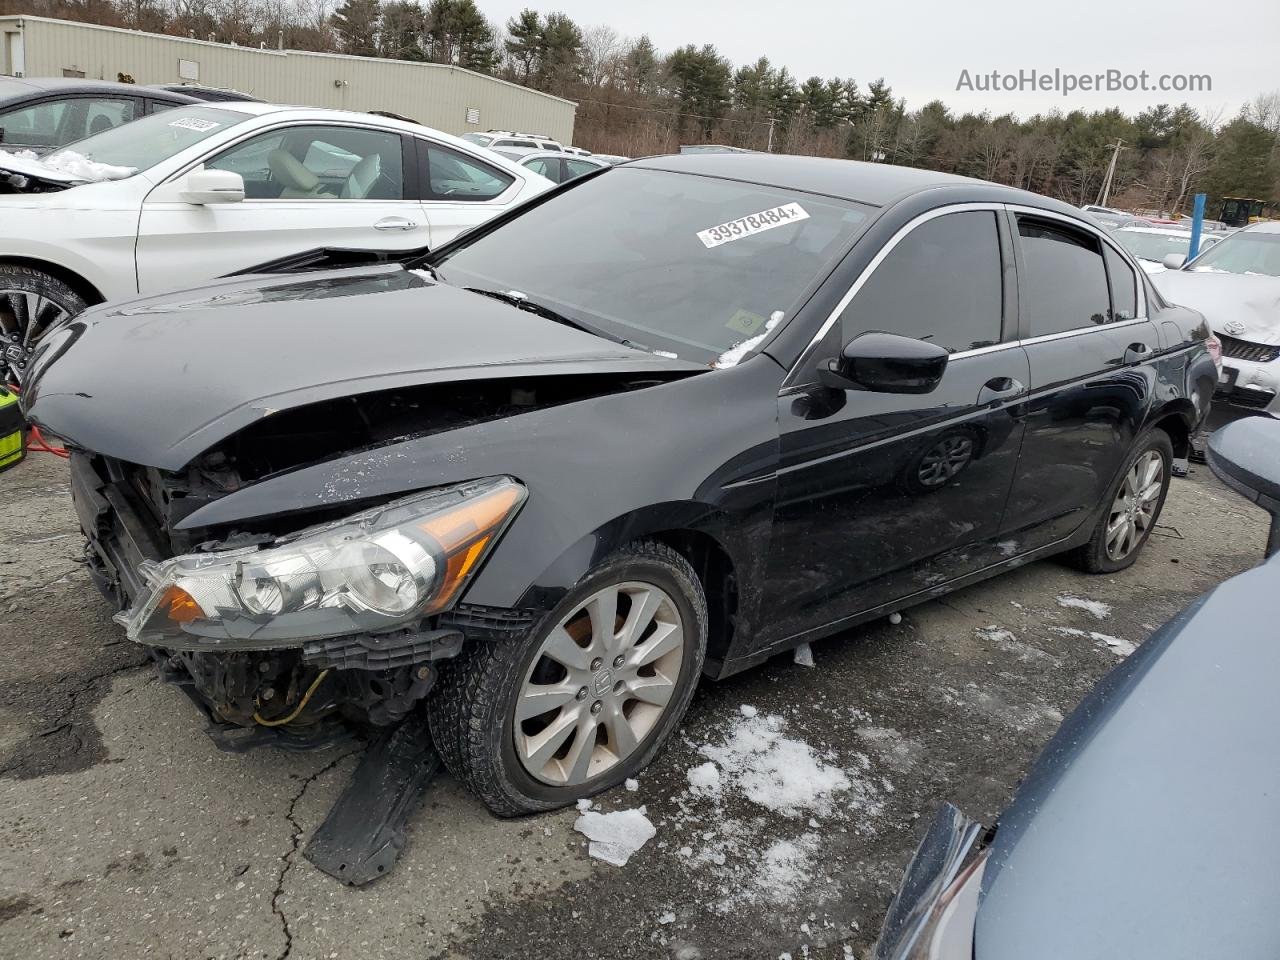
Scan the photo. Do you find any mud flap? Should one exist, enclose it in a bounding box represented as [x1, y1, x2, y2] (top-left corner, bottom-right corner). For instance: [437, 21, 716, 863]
[303, 710, 440, 885]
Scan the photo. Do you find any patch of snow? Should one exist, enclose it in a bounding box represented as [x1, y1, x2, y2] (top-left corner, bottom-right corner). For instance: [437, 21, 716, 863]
[1052, 626, 1136, 657]
[28, 148, 137, 182]
[575, 798, 593, 812]
[793, 642, 815, 667]
[658, 911, 676, 925]
[574, 808, 656, 866]
[1056, 594, 1112, 620]
[653, 349, 679, 359]
[976, 624, 1017, 645]
[624, 778, 639, 792]
[686, 761, 722, 797]
[997, 539, 1019, 557]
[699, 714, 852, 818]
[754, 834, 820, 903]
[713, 331, 767, 369]
[739, 704, 759, 718]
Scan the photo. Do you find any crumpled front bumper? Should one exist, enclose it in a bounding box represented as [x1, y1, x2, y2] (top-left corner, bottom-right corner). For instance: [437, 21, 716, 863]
[1217, 358, 1280, 416]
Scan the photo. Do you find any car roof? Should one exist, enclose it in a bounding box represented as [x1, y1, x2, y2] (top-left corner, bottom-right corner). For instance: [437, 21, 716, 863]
[1119, 226, 1193, 237]
[627, 153, 1062, 209]
[1244, 220, 1280, 234]
[0, 76, 201, 102]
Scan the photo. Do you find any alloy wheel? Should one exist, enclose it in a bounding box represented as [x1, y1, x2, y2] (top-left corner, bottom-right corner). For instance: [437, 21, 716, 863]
[918, 435, 975, 487]
[514, 581, 685, 786]
[0, 288, 71, 381]
[1105, 450, 1164, 561]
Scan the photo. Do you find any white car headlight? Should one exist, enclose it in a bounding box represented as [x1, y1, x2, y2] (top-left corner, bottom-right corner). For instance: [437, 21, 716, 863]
[115, 476, 525, 651]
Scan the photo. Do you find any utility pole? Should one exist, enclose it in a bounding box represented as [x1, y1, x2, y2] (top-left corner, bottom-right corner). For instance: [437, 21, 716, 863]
[766, 116, 775, 153]
[1096, 139, 1124, 208]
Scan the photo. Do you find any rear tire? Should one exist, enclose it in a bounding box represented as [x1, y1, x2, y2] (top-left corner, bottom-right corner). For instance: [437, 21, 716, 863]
[1065, 427, 1173, 574]
[428, 541, 708, 816]
[0, 265, 86, 382]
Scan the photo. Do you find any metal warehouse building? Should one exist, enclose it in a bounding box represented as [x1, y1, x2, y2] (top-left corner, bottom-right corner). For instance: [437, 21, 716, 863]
[0, 15, 576, 143]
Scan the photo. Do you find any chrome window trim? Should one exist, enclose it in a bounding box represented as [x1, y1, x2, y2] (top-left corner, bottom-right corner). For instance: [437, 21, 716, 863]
[785, 202, 1007, 386]
[786, 201, 1152, 388]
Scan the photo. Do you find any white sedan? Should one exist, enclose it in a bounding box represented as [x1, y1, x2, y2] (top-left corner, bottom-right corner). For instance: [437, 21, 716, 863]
[0, 102, 551, 379]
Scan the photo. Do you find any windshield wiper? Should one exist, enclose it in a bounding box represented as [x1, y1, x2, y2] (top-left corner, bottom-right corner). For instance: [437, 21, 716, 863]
[463, 286, 622, 343]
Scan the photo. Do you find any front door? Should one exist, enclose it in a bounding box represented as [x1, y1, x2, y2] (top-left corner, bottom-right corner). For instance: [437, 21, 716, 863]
[1001, 212, 1160, 550]
[135, 123, 428, 294]
[762, 208, 1029, 646]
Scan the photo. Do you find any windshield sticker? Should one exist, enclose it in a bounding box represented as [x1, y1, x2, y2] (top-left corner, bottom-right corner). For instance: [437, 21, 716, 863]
[725, 309, 766, 335]
[697, 203, 809, 249]
[169, 117, 221, 132]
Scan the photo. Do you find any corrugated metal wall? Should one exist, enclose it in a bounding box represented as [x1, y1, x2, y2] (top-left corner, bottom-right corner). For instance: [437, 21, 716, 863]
[0, 15, 576, 143]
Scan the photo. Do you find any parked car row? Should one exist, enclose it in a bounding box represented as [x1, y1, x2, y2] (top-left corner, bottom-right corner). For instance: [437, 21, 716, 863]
[0, 101, 556, 380]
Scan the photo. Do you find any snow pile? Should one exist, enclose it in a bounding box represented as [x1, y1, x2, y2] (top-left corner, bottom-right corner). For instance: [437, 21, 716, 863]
[574, 807, 657, 866]
[698, 713, 851, 818]
[1053, 626, 1135, 657]
[976, 625, 1017, 645]
[0, 147, 136, 183]
[712, 312, 784, 368]
[686, 761, 722, 797]
[1056, 594, 1112, 620]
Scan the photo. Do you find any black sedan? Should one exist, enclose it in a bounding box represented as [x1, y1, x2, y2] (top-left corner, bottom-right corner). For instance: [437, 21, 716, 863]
[23, 154, 1218, 817]
[0, 77, 198, 152]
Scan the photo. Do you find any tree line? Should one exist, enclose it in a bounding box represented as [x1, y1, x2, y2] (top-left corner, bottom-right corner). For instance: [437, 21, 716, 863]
[6, 0, 1279, 213]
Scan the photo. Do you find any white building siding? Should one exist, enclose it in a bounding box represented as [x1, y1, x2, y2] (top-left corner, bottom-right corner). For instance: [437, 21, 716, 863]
[0, 15, 576, 142]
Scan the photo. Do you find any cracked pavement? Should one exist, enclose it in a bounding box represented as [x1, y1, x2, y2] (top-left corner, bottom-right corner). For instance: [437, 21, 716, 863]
[0, 452, 1269, 959]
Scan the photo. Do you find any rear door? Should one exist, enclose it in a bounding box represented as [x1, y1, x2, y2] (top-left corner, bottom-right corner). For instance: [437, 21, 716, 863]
[414, 137, 521, 246]
[136, 123, 427, 294]
[762, 206, 1029, 643]
[1000, 210, 1158, 550]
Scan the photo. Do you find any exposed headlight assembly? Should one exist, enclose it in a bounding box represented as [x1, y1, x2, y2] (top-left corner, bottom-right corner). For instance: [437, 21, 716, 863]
[115, 477, 526, 651]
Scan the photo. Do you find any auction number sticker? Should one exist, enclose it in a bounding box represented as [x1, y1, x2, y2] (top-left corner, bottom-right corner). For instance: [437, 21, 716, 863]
[169, 117, 221, 132]
[697, 202, 809, 248]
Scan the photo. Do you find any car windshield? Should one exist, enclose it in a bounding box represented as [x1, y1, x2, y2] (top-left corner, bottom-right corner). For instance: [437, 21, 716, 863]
[1116, 231, 1193, 262]
[1188, 230, 1280, 277]
[434, 167, 871, 364]
[45, 105, 245, 177]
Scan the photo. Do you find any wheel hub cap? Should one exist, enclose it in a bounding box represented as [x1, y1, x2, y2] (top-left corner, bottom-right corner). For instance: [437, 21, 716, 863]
[514, 581, 685, 787]
[1105, 450, 1164, 561]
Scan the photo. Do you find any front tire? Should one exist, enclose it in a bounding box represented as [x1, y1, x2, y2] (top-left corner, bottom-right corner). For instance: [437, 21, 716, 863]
[428, 541, 708, 816]
[1065, 426, 1173, 573]
[0, 265, 86, 383]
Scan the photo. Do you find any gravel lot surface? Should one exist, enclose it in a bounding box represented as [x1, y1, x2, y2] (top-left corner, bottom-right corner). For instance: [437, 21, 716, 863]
[0, 453, 1267, 960]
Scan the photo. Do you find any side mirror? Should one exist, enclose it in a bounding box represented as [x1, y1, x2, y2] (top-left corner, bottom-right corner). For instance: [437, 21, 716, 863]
[180, 169, 245, 204]
[1162, 253, 1187, 270]
[819, 331, 949, 394]
[1208, 418, 1280, 557]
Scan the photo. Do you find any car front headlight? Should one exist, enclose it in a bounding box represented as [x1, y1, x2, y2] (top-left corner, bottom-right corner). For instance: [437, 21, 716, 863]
[115, 476, 525, 651]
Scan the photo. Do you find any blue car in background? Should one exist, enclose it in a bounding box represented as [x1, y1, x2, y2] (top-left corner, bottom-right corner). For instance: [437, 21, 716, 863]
[874, 414, 1280, 960]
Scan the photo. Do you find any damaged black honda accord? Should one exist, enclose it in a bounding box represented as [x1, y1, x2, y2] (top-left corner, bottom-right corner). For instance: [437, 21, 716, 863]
[22, 154, 1218, 819]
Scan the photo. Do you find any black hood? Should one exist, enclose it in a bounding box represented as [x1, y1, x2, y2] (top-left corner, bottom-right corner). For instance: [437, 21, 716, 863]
[23, 266, 702, 470]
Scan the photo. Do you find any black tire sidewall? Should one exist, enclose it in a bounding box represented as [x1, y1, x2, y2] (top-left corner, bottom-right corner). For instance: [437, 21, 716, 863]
[489, 550, 707, 810]
[1086, 428, 1174, 573]
[0, 265, 86, 377]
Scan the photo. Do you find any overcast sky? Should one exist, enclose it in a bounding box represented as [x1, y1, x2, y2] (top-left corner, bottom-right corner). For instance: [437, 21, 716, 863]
[484, 0, 1279, 120]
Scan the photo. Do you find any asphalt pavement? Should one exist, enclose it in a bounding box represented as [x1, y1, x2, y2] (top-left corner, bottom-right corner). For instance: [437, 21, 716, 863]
[0, 452, 1267, 960]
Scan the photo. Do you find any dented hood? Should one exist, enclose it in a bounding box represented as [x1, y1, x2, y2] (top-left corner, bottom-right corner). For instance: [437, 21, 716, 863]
[1153, 269, 1280, 343]
[22, 265, 703, 470]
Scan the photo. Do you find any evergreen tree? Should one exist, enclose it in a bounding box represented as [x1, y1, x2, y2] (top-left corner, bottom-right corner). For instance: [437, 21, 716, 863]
[537, 12, 585, 93]
[623, 35, 659, 96]
[331, 0, 381, 56]
[666, 43, 731, 136]
[423, 0, 497, 72]
[504, 8, 542, 82]
[379, 0, 425, 61]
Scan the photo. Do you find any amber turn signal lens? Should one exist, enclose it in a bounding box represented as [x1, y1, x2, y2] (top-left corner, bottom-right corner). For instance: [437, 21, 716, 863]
[160, 584, 204, 624]
[418, 484, 524, 613]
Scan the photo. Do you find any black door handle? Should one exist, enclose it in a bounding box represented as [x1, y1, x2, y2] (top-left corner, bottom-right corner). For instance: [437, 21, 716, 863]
[977, 376, 1025, 406]
[1124, 343, 1154, 363]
